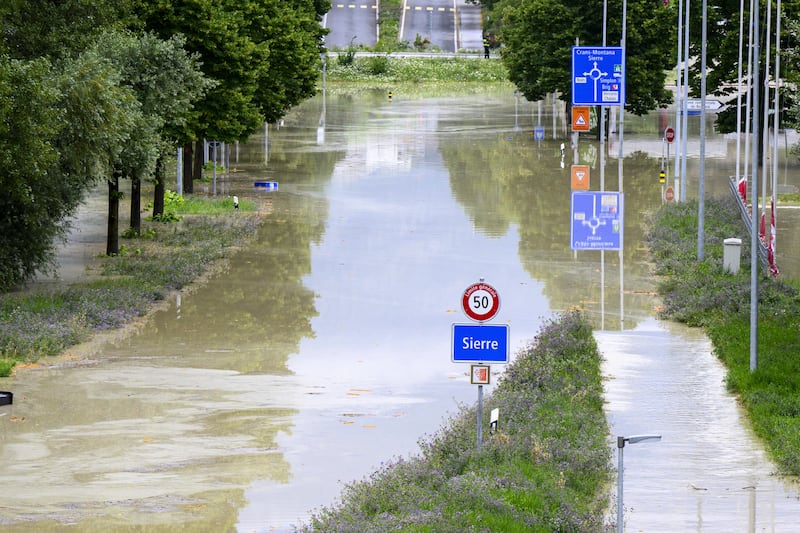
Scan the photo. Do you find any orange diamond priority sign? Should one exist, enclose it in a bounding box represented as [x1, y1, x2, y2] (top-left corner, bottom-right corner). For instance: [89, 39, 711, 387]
[572, 106, 591, 132]
[571, 165, 590, 190]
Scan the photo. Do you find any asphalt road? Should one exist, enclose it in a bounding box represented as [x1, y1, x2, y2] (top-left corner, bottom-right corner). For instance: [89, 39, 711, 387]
[401, 0, 456, 52]
[323, 0, 378, 49]
[324, 0, 484, 53]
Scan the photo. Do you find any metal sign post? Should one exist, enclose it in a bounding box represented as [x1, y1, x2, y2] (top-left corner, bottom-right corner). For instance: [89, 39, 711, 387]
[471, 365, 490, 450]
[452, 281, 508, 452]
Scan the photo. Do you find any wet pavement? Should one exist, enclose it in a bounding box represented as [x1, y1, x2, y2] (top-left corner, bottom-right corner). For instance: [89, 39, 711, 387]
[1, 87, 800, 531]
[600, 320, 800, 531]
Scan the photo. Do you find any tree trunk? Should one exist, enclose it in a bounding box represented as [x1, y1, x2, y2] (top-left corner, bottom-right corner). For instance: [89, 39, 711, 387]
[193, 139, 204, 185]
[182, 141, 194, 194]
[130, 177, 141, 235]
[153, 156, 166, 217]
[107, 170, 121, 256]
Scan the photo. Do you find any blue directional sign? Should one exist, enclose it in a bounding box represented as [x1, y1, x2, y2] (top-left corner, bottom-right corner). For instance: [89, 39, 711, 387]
[572, 47, 625, 106]
[570, 191, 624, 251]
[452, 324, 509, 363]
[534, 126, 545, 141]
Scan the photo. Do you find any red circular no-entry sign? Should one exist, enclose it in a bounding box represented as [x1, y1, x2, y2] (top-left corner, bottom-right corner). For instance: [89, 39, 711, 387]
[462, 282, 500, 322]
[665, 127, 675, 143]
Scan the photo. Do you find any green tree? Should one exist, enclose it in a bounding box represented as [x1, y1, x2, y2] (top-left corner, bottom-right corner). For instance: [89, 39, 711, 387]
[782, 17, 800, 137]
[703, 0, 800, 147]
[0, 0, 133, 59]
[245, 0, 329, 123]
[492, 0, 674, 116]
[0, 58, 64, 290]
[133, 0, 327, 191]
[0, 50, 137, 289]
[91, 31, 211, 239]
[57, 46, 142, 256]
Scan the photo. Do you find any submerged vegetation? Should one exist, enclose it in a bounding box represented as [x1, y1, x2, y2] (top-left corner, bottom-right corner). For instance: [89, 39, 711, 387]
[300, 311, 612, 532]
[0, 194, 259, 376]
[647, 197, 800, 476]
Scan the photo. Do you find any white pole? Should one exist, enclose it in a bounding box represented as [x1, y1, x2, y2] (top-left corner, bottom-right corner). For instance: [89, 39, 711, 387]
[617, 439, 625, 533]
[772, 0, 782, 265]
[698, 0, 707, 261]
[601, 0, 608, 192]
[674, 0, 684, 193]
[761, 0, 772, 222]
[618, 0, 627, 327]
[176, 147, 183, 195]
[618, 0, 627, 194]
[744, 0, 755, 184]
[750, 0, 761, 372]
[680, 0, 691, 201]
[735, 0, 745, 181]
[477, 384, 483, 450]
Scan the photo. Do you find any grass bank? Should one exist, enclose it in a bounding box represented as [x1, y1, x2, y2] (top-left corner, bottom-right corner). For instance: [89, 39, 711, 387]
[299, 311, 612, 532]
[647, 196, 800, 475]
[326, 55, 507, 84]
[0, 193, 260, 376]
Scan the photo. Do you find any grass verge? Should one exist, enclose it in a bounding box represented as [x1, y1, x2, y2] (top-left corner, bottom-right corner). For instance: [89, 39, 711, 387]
[0, 194, 260, 375]
[299, 310, 612, 532]
[326, 55, 507, 84]
[646, 196, 800, 475]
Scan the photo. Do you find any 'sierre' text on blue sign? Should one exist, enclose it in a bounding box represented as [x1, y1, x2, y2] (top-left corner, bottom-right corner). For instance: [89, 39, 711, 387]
[451, 324, 509, 363]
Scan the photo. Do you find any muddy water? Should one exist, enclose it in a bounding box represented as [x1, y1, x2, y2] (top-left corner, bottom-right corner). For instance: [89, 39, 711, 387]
[600, 321, 800, 531]
[1, 87, 800, 531]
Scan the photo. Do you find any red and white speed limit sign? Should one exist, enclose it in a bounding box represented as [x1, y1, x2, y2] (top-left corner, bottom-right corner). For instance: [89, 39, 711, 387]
[462, 282, 500, 322]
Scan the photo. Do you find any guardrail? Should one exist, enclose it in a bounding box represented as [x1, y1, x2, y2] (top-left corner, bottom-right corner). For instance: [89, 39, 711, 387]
[728, 176, 769, 271]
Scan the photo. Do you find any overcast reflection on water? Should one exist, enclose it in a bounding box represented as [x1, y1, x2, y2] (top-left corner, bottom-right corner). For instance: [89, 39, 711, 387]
[1, 87, 800, 532]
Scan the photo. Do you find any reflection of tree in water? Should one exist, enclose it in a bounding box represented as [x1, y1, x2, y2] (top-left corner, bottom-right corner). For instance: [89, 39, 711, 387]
[109, 99, 347, 374]
[441, 128, 665, 329]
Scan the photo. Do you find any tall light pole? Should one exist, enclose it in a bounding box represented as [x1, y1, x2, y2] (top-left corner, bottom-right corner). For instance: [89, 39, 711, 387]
[674, 0, 684, 195]
[750, 0, 760, 372]
[680, 0, 691, 201]
[697, 0, 708, 261]
[617, 434, 662, 533]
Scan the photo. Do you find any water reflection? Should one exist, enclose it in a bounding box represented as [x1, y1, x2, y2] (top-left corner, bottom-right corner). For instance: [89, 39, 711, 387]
[1, 87, 800, 532]
[600, 319, 800, 531]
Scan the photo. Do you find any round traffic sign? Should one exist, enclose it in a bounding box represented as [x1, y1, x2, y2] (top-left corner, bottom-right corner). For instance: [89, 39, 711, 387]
[665, 186, 675, 202]
[665, 127, 675, 143]
[462, 282, 500, 322]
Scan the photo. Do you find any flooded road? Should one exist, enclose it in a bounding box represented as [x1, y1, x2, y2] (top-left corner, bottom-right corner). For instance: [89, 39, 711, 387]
[600, 320, 800, 531]
[2, 86, 800, 531]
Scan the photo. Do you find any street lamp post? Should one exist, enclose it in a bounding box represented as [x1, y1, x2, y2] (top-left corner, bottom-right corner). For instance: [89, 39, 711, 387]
[616, 434, 662, 533]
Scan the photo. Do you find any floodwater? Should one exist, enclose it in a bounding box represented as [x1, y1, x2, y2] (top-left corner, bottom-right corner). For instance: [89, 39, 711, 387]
[1, 86, 800, 532]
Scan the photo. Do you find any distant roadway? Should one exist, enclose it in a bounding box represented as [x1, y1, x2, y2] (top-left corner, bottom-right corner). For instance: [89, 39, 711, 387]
[324, 0, 484, 53]
[401, 0, 456, 52]
[323, 0, 378, 49]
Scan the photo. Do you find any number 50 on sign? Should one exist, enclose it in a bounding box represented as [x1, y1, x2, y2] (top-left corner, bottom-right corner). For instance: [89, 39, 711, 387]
[462, 282, 500, 322]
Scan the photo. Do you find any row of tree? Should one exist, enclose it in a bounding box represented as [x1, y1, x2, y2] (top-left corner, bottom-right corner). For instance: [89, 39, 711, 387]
[479, 0, 800, 133]
[0, 0, 329, 291]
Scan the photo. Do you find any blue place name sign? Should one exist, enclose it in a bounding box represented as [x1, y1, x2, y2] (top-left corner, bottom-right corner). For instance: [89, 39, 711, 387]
[451, 324, 509, 363]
